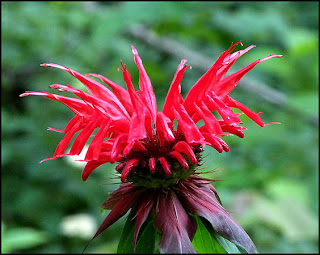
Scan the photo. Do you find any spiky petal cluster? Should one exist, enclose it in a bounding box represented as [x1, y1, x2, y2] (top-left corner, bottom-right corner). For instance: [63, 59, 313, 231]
[20, 43, 281, 183]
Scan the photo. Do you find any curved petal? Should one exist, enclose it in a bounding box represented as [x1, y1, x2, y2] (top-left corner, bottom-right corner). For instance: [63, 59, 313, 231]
[131, 45, 157, 123]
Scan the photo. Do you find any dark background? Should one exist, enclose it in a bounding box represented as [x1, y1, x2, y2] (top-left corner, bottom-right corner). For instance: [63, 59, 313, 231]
[2, 1, 318, 253]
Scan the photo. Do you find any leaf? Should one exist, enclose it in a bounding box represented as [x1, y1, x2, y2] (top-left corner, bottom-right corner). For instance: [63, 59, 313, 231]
[117, 210, 136, 254]
[212, 231, 241, 254]
[1, 227, 49, 253]
[192, 215, 227, 254]
[117, 209, 160, 254]
[135, 217, 160, 254]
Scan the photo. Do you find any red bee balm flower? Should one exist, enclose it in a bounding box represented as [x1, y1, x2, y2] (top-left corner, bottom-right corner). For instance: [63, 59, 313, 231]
[21, 43, 281, 253]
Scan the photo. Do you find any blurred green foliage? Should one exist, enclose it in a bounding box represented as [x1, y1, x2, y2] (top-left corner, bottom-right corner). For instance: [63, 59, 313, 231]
[2, 1, 318, 253]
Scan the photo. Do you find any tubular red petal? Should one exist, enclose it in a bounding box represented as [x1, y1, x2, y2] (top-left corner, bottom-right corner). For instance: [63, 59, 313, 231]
[20, 91, 93, 116]
[226, 96, 271, 127]
[85, 119, 112, 161]
[41, 63, 129, 116]
[53, 119, 83, 158]
[110, 133, 128, 163]
[144, 111, 154, 139]
[215, 44, 256, 83]
[215, 136, 229, 152]
[131, 45, 157, 123]
[194, 102, 224, 136]
[132, 140, 147, 152]
[156, 112, 175, 143]
[127, 111, 147, 145]
[215, 54, 282, 97]
[173, 105, 205, 145]
[149, 157, 156, 172]
[121, 159, 139, 182]
[58, 115, 82, 134]
[51, 84, 130, 121]
[170, 151, 189, 170]
[162, 59, 189, 119]
[82, 161, 106, 181]
[173, 141, 197, 164]
[182, 43, 244, 110]
[120, 63, 147, 141]
[87, 73, 134, 116]
[202, 133, 224, 153]
[205, 91, 243, 125]
[69, 118, 100, 156]
[214, 60, 261, 97]
[217, 119, 246, 137]
[158, 157, 171, 175]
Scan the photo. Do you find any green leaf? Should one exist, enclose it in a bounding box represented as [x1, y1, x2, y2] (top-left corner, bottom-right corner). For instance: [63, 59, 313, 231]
[135, 218, 160, 254]
[117, 210, 136, 254]
[117, 210, 160, 254]
[213, 232, 241, 254]
[1, 226, 49, 253]
[192, 215, 227, 253]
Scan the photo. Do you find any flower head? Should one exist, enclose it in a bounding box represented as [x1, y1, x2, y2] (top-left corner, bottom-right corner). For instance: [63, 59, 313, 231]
[21, 43, 281, 253]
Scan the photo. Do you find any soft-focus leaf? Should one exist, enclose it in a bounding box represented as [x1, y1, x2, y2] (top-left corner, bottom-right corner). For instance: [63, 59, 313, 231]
[192, 215, 227, 253]
[1, 227, 49, 253]
[213, 231, 241, 254]
[135, 217, 160, 254]
[117, 210, 135, 254]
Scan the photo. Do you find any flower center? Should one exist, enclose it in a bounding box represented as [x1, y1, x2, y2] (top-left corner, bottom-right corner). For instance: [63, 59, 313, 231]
[116, 132, 203, 189]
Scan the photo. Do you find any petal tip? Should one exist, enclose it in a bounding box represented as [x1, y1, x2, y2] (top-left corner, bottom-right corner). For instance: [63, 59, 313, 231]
[19, 93, 28, 97]
[131, 44, 138, 55]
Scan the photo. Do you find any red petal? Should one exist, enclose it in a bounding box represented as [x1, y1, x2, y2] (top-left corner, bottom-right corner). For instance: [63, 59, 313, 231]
[85, 119, 112, 161]
[41, 63, 129, 116]
[215, 54, 282, 97]
[201, 133, 224, 153]
[120, 63, 147, 142]
[82, 160, 106, 181]
[121, 159, 139, 182]
[156, 112, 175, 144]
[205, 91, 243, 125]
[86, 73, 134, 116]
[69, 118, 100, 155]
[170, 151, 189, 169]
[131, 45, 157, 123]
[149, 157, 156, 172]
[173, 141, 197, 164]
[20, 91, 93, 116]
[226, 96, 279, 127]
[173, 104, 205, 145]
[194, 102, 224, 136]
[162, 59, 190, 119]
[53, 118, 83, 157]
[110, 133, 128, 163]
[158, 157, 171, 175]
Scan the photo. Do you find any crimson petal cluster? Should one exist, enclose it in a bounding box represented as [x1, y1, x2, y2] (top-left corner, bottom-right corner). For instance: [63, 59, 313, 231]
[21, 42, 281, 253]
[20, 43, 280, 182]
